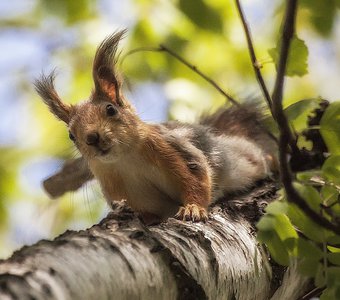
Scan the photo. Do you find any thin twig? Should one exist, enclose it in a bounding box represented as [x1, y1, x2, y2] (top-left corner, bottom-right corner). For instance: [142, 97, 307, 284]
[123, 46, 279, 145]
[121, 46, 160, 60]
[234, 0, 299, 151]
[298, 287, 323, 300]
[122, 45, 239, 106]
[271, 0, 340, 234]
[234, 0, 273, 111]
[159, 44, 239, 105]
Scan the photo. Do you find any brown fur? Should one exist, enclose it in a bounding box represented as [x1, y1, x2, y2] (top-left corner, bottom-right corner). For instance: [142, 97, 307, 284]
[200, 103, 265, 138]
[92, 30, 126, 106]
[36, 30, 276, 223]
[34, 71, 73, 123]
[143, 128, 212, 209]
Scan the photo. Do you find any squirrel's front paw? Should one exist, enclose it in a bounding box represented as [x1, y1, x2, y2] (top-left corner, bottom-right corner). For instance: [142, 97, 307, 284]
[175, 204, 208, 222]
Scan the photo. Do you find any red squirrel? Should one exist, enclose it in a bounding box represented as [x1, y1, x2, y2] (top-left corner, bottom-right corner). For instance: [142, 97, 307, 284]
[35, 30, 277, 224]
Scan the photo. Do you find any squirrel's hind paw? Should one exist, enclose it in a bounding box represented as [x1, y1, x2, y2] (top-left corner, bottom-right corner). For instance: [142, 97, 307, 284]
[175, 204, 208, 222]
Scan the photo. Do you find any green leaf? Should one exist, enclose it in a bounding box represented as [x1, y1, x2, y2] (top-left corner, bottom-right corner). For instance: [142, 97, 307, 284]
[320, 287, 336, 300]
[297, 170, 323, 182]
[265, 200, 288, 215]
[274, 214, 298, 241]
[320, 102, 340, 155]
[298, 258, 321, 276]
[179, 0, 223, 32]
[322, 156, 340, 185]
[268, 35, 308, 77]
[315, 264, 327, 287]
[321, 186, 339, 207]
[257, 213, 297, 241]
[327, 267, 340, 286]
[321, 286, 340, 300]
[301, 0, 337, 36]
[257, 213, 297, 262]
[328, 253, 340, 266]
[257, 215, 276, 231]
[257, 230, 290, 266]
[297, 238, 323, 260]
[293, 182, 322, 211]
[328, 246, 340, 253]
[287, 203, 326, 242]
[327, 234, 340, 246]
[42, 0, 95, 24]
[284, 98, 321, 133]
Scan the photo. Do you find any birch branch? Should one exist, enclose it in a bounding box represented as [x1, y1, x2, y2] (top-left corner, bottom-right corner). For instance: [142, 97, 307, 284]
[0, 182, 309, 300]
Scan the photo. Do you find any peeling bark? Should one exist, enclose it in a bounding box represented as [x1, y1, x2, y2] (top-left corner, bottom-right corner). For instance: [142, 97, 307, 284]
[0, 181, 309, 299]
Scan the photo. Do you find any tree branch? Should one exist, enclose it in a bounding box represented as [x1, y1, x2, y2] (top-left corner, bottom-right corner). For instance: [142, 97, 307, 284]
[0, 183, 310, 299]
[271, 0, 340, 234]
[234, 0, 273, 111]
[123, 45, 239, 106]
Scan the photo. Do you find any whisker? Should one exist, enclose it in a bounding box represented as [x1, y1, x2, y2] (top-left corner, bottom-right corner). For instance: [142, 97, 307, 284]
[89, 181, 102, 201]
[68, 190, 75, 213]
[83, 182, 95, 222]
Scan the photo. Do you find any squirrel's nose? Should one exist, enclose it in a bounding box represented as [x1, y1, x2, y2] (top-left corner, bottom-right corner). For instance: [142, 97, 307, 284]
[86, 132, 100, 146]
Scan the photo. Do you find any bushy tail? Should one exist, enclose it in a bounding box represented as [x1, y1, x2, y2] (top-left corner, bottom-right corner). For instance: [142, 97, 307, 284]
[200, 103, 265, 137]
[200, 103, 278, 168]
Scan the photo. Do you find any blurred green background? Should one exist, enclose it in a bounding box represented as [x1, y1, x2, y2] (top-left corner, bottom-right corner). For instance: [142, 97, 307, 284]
[0, 0, 339, 258]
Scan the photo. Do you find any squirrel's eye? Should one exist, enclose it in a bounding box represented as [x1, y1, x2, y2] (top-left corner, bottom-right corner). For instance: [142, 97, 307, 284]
[106, 104, 117, 117]
[69, 132, 76, 142]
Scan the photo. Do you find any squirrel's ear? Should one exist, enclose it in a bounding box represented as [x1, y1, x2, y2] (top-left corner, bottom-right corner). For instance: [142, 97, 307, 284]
[34, 71, 72, 124]
[92, 30, 127, 106]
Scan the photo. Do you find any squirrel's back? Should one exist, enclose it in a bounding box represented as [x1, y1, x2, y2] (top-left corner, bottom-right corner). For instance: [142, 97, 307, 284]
[200, 103, 277, 161]
[160, 103, 277, 199]
[164, 103, 277, 162]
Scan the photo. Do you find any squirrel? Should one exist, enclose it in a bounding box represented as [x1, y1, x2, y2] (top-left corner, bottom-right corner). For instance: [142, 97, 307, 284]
[35, 30, 277, 224]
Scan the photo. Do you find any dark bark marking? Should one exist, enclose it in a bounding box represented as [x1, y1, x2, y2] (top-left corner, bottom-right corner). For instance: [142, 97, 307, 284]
[230, 292, 237, 300]
[0, 274, 30, 300]
[168, 258, 207, 300]
[109, 216, 209, 300]
[142, 231, 207, 300]
[268, 257, 287, 298]
[48, 267, 56, 276]
[149, 244, 166, 253]
[88, 235, 97, 242]
[129, 230, 145, 240]
[42, 283, 52, 296]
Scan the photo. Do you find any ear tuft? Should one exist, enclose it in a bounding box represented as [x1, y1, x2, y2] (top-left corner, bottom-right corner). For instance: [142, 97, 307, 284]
[34, 70, 72, 124]
[92, 29, 127, 106]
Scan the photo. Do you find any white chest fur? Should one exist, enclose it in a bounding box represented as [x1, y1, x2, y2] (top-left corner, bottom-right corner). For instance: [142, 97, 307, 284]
[89, 153, 180, 217]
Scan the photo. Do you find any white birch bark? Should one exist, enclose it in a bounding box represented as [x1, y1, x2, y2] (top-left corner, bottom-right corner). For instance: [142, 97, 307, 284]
[0, 183, 309, 300]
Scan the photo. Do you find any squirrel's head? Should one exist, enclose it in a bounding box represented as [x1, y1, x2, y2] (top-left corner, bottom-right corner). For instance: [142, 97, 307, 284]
[35, 30, 141, 163]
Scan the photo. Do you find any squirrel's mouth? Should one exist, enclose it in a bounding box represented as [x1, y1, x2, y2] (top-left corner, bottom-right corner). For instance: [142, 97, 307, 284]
[92, 148, 113, 162]
[100, 148, 110, 155]
[89, 141, 119, 161]
[92, 146, 112, 157]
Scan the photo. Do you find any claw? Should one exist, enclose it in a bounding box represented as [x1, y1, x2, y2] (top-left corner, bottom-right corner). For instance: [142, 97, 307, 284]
[175, 204, 208, 222]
